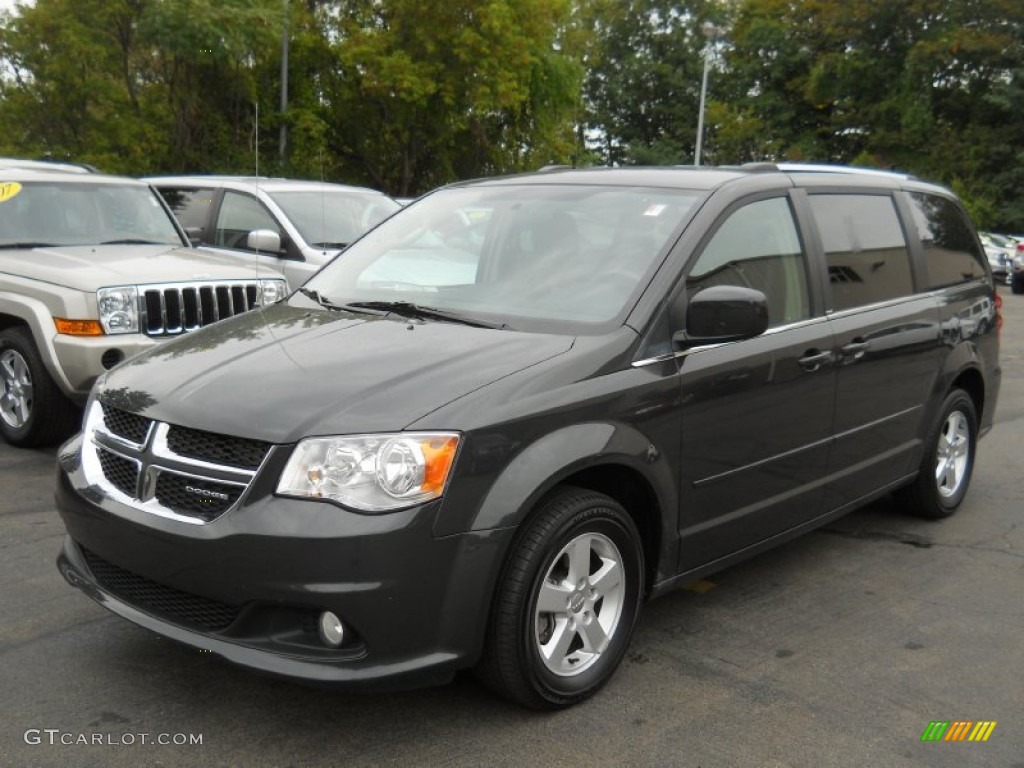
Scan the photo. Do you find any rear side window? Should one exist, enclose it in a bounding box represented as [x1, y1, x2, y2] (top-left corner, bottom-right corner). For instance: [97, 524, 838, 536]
[156, 187, 215, 230]
[905, 192, 987, 288]
[808, 194, 914, 311]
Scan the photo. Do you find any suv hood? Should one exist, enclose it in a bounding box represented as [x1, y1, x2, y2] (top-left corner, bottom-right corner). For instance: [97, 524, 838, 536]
[103, 302, 574, 442]
[0, 244, 282, 291]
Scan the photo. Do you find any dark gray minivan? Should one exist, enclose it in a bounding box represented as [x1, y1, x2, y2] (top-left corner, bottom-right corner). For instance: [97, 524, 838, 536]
[56, 165, 1000, 708]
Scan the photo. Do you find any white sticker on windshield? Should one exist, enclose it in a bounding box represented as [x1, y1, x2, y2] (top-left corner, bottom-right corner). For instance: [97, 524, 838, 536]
[643, 204, 666, 217]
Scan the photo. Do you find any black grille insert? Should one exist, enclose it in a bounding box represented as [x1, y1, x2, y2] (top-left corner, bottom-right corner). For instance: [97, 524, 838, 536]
[154, 473, 241, 522]
[97, 448, 139, 497]
[81, 547, 241, 632]
[166, 424, 270, 470]
[101, 404, 152, 444]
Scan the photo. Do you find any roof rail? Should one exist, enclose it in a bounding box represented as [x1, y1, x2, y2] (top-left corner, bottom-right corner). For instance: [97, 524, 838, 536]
[776, 162, 915, 180]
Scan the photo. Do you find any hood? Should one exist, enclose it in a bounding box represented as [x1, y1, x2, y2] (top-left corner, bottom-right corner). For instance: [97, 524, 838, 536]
[0, 244, 283, 291]
[101, 302, 574, 443]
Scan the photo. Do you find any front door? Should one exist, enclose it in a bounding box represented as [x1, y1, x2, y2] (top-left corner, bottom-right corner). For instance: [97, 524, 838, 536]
[676, 195, 836, 572]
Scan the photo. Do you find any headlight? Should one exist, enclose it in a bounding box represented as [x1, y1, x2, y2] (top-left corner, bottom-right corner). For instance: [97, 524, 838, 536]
[96, 286, 139, 334]
[277, 433, 460, 512]
[260, 279, 288, 305]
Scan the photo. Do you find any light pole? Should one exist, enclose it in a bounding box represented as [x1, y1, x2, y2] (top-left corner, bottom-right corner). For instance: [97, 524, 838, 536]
[694, 22, 723, 167]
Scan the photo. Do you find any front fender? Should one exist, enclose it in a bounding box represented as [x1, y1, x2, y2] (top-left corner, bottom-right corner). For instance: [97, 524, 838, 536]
[435, 421, 676, 552]
[0, 292, 73, 395]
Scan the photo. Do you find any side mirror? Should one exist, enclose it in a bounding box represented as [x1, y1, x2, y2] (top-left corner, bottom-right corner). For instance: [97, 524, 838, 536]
[247, 229, 282, 254]
[184, 226, 203, 246]
[673, 285, 770, 347]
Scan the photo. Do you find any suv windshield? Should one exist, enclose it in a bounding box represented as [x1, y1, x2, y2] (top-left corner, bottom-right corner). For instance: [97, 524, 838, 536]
[0, 181, 183, 248]
[302, 184, 702, 330]
[269, 189, 401, 248]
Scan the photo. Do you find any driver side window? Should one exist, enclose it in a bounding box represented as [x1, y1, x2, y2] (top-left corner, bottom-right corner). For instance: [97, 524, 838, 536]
[688, 197, 811, 328]
[215, 191, 283, 252]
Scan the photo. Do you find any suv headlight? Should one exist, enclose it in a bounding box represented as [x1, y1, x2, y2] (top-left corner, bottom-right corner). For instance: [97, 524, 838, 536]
[97, 286, 139, 334]
[277, 433, 460, 512]
[260, 279, 288, 305]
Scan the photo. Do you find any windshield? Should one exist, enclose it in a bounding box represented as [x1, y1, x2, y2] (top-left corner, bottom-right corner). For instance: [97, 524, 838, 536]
[0, 181, 183, 247]
[269, 189, 401, 248]
[301, 184, 702, 331]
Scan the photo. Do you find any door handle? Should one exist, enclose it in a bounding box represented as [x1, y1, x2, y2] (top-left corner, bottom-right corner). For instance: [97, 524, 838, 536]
[798, 349, 833, 371]
[839, 339, 870, 362]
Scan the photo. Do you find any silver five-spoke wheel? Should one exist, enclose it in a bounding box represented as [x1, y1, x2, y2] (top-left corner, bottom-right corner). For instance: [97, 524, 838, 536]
[0, 348, 33, 429]
[477, 487, 643, 709]
[534, 532, 625, 677]
[935, 409, 969, 499]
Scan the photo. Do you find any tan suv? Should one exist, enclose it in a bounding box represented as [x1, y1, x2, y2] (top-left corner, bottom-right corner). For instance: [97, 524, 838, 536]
[0, 167, 287, 447]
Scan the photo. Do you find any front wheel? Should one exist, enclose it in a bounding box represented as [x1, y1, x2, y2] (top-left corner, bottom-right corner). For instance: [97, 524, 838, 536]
[0, 327, 79, 447]
[895, 389, 978, 519]
[476, 487, 644, 709]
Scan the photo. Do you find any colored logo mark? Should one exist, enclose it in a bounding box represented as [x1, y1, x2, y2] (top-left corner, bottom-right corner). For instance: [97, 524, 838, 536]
[921, 721, 997, 742]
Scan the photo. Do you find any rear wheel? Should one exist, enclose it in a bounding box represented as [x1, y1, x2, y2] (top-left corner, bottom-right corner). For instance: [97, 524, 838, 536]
[1012, 273, 1024, 294]
[0, 327, 79, 447]
[895, 389, 977, 519]
[476, 487, 644, 709]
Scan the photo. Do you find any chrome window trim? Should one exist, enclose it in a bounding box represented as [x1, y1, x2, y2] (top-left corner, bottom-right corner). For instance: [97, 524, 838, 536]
[631, 316, 830, 368]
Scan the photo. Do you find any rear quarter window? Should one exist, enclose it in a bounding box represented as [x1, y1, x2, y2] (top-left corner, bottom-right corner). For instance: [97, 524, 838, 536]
[905, 192, 987, 288]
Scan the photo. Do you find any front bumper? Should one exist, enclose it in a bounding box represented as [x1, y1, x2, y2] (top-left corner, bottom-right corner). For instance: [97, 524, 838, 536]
[52, 333, 159, 400]
[55, 434, 513, 691]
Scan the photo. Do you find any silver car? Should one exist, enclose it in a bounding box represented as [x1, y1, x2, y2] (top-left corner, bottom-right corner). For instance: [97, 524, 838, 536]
[147, 176, 401, 288]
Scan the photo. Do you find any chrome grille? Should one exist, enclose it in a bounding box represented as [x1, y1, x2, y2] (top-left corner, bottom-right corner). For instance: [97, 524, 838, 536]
[97, 448, 140, 496]
[166, 424, 270, 470]
[141, 281, 262, 337]
[100, 403, 152, 444]
[83, 402, 264, 525]
[154, 472, 243, 522]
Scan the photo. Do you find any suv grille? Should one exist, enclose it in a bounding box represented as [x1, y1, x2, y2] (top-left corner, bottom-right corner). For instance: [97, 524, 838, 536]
[81, 547, 241, 632]
[166, 424, 270, 470]
[142, 281, 261, 337]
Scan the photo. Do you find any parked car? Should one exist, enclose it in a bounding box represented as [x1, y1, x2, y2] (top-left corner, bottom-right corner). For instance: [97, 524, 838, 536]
[1011, 252, 1024, 294]
[56, 164, 999, 709]
[979, 232, 1013, 284]
[147, 176, 402, 287]
[0, 168, 287, 447]
[0, 156, 97, 174]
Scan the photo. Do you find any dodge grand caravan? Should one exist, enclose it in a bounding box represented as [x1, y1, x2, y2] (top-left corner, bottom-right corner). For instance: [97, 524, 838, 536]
[56, 165, 1000, 709]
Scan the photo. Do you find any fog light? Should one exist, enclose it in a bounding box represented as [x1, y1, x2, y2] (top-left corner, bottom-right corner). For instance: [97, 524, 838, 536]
[318, 611, 345, 648]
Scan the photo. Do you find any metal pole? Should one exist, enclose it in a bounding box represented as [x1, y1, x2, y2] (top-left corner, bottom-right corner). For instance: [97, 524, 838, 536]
[695, 45, 711, 167]
[279, 0, 290, 167]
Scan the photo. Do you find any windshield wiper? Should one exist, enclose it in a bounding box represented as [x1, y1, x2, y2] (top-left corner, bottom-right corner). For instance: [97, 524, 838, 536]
[99, 239, 174, 245]
[297, 286, 343, 309]
[344, 300, 506, 329]
[0, 241, 58, 249]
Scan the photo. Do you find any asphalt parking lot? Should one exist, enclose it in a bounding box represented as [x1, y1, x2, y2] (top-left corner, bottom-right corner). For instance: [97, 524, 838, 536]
[2, 287, 1021, 768]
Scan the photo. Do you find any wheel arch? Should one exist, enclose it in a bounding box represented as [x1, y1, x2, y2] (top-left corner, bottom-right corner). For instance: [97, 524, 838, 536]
[454, 422, 677, 597]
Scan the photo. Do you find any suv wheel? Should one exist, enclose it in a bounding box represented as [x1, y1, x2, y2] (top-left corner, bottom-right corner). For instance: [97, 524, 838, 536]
[896, 389, 977, 519]
[476, 487, 643, 709]
[0, 327, 79, 447]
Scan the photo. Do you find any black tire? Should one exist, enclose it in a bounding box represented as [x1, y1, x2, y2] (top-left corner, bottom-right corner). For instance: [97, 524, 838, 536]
[0, 327, 80, 447]
[476, 486, 644, 709]
[895, 389, 977, 519]
[1012, 274, 1024, 295]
